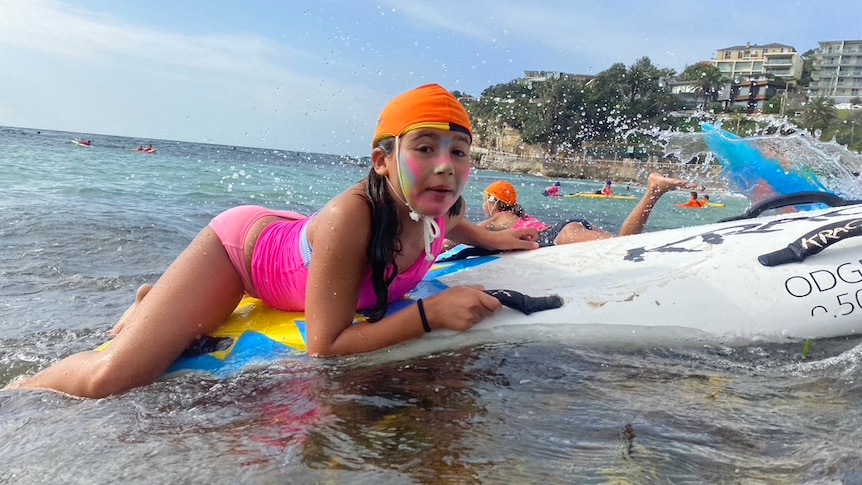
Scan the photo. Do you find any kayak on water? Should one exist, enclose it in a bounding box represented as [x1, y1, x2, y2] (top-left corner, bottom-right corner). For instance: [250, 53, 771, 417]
[563, 192, 637, 200]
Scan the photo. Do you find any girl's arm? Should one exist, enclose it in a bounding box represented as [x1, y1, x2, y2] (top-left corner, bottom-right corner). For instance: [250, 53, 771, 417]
[447, 215, 539, 251]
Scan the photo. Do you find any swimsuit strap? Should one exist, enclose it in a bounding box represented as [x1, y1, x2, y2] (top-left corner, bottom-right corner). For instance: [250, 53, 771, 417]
[299, 215, 314, 267]
[419, 215, 441, 261]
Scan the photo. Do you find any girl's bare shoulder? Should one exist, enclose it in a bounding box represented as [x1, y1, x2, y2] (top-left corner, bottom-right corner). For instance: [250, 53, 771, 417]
[488, 211, 517, 230]
[312, 183, 372, 238]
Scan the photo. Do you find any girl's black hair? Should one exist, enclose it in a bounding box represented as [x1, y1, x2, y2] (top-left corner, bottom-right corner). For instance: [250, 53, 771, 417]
[492, 199, 528, 218]
[364, 137, 463, 322]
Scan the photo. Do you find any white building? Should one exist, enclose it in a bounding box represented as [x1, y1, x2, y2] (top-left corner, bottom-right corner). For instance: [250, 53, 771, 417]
[810, 40, 862, 104]
[711, 42, 802, 84]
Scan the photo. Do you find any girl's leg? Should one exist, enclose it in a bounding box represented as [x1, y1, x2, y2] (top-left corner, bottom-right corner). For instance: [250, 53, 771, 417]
[107, 283, 153, 337]
[553, 223, 613, 245]
[618, 173, 689, 237]
[7, 227, 245, 398]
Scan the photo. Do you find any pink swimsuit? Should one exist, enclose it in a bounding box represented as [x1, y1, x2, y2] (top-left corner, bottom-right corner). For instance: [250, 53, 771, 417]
[510, 213, 548, 231]
[209, 206, 306, 299]
[210, 205, 446, 312]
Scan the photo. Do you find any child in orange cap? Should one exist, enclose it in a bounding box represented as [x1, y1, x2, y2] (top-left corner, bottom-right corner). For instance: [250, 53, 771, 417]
[479, 174, 689, 246]
[9, 84, 539, 398]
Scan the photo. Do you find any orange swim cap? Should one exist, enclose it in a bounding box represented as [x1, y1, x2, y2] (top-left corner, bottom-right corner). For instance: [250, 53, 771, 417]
[373, 83, 472, 146]
[485, 180, 517, 206]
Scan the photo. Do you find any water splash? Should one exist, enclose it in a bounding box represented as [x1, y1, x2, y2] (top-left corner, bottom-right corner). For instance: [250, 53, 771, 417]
[654, 120, 862, 205]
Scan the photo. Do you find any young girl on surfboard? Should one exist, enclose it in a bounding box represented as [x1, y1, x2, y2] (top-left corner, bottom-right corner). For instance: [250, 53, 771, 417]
[8, 84, 539, 398]
[476, 174, 688, 247]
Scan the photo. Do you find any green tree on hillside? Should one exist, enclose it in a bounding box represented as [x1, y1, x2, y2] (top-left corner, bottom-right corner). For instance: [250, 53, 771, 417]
[762, 96, 782, 115]
[626, 57, 677, 114]
[678, 63, 727, 108]
[832, 111, 862, 152]
[465, 82, 536, 142]
[583, 62, 628, 136]
[470, 82, 535, 131]
[465, 57, 685, 153]
[591, 62, 628, 99]
[624, 57, 660, 103]
[587, 57, 680, 138]
[521, 78, 589, 153]
[799, 96, 837, 133]
[799, 49, 816, 88]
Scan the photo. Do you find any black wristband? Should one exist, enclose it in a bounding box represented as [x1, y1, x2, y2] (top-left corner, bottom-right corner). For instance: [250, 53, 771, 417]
[417, 298, 431, 333]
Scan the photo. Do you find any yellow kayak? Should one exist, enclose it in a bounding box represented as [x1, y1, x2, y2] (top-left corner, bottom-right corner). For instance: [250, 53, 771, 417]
[563, 192, 637, 200]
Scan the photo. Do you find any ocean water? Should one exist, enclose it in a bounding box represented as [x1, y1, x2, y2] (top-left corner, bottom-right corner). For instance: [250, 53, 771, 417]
[1, 125, 861, 483]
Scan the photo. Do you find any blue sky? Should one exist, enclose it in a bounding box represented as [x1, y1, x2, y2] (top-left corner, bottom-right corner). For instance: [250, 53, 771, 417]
[1, 0, 861, 155]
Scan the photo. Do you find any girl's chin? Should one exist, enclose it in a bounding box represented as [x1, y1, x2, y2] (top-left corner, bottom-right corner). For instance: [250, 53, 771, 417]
[412, 202, 454, 218]
[412, 192, 459, 215]
[416, 208, 449, 218]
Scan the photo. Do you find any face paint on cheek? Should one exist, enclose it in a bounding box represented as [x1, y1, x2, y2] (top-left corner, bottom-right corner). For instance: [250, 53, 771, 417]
[396, 149, 423, 203]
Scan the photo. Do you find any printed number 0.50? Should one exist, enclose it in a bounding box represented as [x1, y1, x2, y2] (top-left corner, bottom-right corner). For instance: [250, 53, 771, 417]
[836, 290, 862, 316]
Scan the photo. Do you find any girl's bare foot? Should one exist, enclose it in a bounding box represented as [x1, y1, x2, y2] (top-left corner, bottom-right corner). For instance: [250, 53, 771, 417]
[107, 283, 152, 337]
[646, 173, 690, 197]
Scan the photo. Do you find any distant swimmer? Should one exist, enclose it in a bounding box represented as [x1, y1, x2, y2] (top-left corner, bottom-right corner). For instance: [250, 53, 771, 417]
[543, 181, 561, 197]
[599, 180, 614, 197]
[676, 191, 706, 208]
